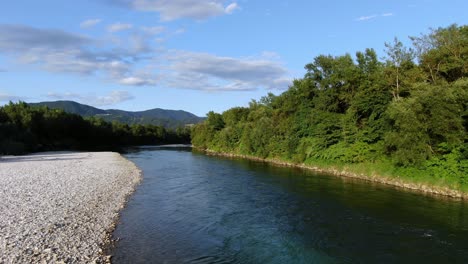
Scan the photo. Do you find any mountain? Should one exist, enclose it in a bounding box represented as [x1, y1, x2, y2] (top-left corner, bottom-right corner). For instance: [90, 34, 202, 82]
[29, 100, 107, 116]
[29, 101, 204, 128]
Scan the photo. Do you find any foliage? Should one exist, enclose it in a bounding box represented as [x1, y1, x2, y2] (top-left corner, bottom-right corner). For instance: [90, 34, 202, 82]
[0, 102, 190, 155]
[192, 24, 468, 190]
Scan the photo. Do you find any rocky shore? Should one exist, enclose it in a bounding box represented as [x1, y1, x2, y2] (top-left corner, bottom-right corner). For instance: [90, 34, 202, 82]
[0, 152, 141, 263]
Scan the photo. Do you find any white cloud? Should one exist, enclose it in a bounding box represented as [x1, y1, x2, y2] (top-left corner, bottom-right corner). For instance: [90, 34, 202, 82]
[0, 24, 292, 93]
[46, 90, 134, 106]
[162, 51, 291, 91]
[0, 24, 158, 87]
[113, 0, 239, 21]
[119, 76, 157, 86]
[356, 15, 377, 21]
[141, 26, 165, 35]
[80, 19, 102, 28]
[107, 22, 133, 32]
[225, 3, 239, 14]
[356, 13, 394, 21]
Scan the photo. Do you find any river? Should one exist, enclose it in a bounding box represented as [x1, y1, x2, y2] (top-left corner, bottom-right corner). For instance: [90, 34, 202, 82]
[111, 146, 468, 263]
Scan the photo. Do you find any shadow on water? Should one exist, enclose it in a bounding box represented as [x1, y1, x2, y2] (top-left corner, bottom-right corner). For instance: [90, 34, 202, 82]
[111, 148, 468, 264]
[123, 144, 193, 154]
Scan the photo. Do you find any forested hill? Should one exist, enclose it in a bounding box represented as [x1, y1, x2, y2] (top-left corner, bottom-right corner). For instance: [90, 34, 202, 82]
[192, 24, 468, 191]
[0, 102, 192, 155]
[29, 100, 204, 128]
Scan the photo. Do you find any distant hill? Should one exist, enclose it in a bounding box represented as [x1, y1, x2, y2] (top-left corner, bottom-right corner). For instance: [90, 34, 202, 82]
[29, 101, 204, 128]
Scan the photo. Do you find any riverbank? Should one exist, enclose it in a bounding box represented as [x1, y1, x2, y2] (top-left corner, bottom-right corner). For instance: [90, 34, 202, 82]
[0, 152, 141, 263]
[200, 149, 468, 200]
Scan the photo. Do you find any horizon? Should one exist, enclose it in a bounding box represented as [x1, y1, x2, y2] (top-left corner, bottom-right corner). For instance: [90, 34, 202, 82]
[0, 0, 467, 116]
[28, 99, 203, 116]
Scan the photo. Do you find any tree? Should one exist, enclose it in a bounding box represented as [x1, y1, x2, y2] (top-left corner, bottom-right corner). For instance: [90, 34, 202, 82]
[384, 38, 416, 100]
[305, 54, 359, 113]
[385, 82, 465, 165]
[411, 24, 468, 83]
[206, 111, 225, 131]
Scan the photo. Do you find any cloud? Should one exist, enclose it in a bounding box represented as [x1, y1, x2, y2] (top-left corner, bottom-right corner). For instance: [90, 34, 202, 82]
[0, 24, 291, 92]
[119, 76, 157, 86]
[162, 51, 291, 91]
[80, 19, 102, 28]
[110, 0, 239, 21]
[0, 24, 157, 86]
[0, 93, 25, 102]
[355, 15, 377, 21]
[356, 13, 394, 21]
[107, 22, 133, 32]
[46, 90, 134, 106]
[141, 26, 165, 35]
[0, 24, 89, 52]
[225, 3, 239, 14]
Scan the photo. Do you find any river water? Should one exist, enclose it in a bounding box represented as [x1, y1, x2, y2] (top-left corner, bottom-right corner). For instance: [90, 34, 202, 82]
[111, 146, 468, 263]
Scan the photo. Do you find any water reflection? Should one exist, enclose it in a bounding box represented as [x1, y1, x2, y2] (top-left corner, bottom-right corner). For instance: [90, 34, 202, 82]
[111, 148, 468, 263]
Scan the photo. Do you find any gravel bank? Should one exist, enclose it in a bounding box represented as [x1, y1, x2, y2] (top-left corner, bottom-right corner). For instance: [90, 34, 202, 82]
[0, 152, 141, 263]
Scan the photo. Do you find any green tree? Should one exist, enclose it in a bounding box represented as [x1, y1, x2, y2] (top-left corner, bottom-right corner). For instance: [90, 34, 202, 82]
[411, 24, 468, 83]
[384, 38, 417, 100]
[206, 111, 225, 131]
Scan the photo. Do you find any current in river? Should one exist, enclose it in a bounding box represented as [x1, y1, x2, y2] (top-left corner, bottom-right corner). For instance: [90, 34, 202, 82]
[111, 146, 468, 263]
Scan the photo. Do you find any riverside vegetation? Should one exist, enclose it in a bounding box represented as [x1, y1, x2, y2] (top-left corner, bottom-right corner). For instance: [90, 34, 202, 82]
[0, 102, 191, 155]
[192, 25, 468, 194]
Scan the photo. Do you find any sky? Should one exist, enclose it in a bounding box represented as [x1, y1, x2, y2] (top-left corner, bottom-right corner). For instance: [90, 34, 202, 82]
[0, 0, 467, 116]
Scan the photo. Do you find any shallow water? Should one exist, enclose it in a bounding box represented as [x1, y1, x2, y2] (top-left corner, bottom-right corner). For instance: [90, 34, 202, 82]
[112, 147, 468, 263]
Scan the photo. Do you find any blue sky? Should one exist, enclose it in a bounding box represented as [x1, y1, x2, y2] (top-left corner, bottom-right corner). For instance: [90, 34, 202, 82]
[0, 0, 466, 116]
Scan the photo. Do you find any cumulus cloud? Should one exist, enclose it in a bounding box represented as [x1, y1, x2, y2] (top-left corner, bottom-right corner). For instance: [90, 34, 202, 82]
[162, 51, 291, 91]
[111, 0, 239, 21]
[46, 90, 134, 106]
[80, 19, 102, 28]
[107, 22, 133, 32]
[0, 24, 157, 87]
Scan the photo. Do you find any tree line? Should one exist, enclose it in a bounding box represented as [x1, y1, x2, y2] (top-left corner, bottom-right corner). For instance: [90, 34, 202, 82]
[192, 24, 468, 189]
[0, 102, 191, 155]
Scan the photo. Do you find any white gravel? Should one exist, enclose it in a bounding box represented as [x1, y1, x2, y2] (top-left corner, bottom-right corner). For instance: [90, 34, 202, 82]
[0, 151, 141, 263]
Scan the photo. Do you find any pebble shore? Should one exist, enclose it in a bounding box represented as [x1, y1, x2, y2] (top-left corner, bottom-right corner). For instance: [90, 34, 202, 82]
[0, 152, 141, 263]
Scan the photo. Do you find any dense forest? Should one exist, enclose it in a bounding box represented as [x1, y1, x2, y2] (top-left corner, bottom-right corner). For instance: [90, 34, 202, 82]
[0, 102, 191, 155]
[192, 25, 468, 190]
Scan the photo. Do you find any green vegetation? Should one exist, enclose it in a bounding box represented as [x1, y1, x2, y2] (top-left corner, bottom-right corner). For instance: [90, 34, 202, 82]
[192, 24, 468, 191]
[0, 102, 191, 155]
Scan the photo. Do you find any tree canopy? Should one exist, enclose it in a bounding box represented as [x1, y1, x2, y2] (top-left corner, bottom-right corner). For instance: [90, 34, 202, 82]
[192, 24, 468, 189]
[0, 102, 190, 155]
